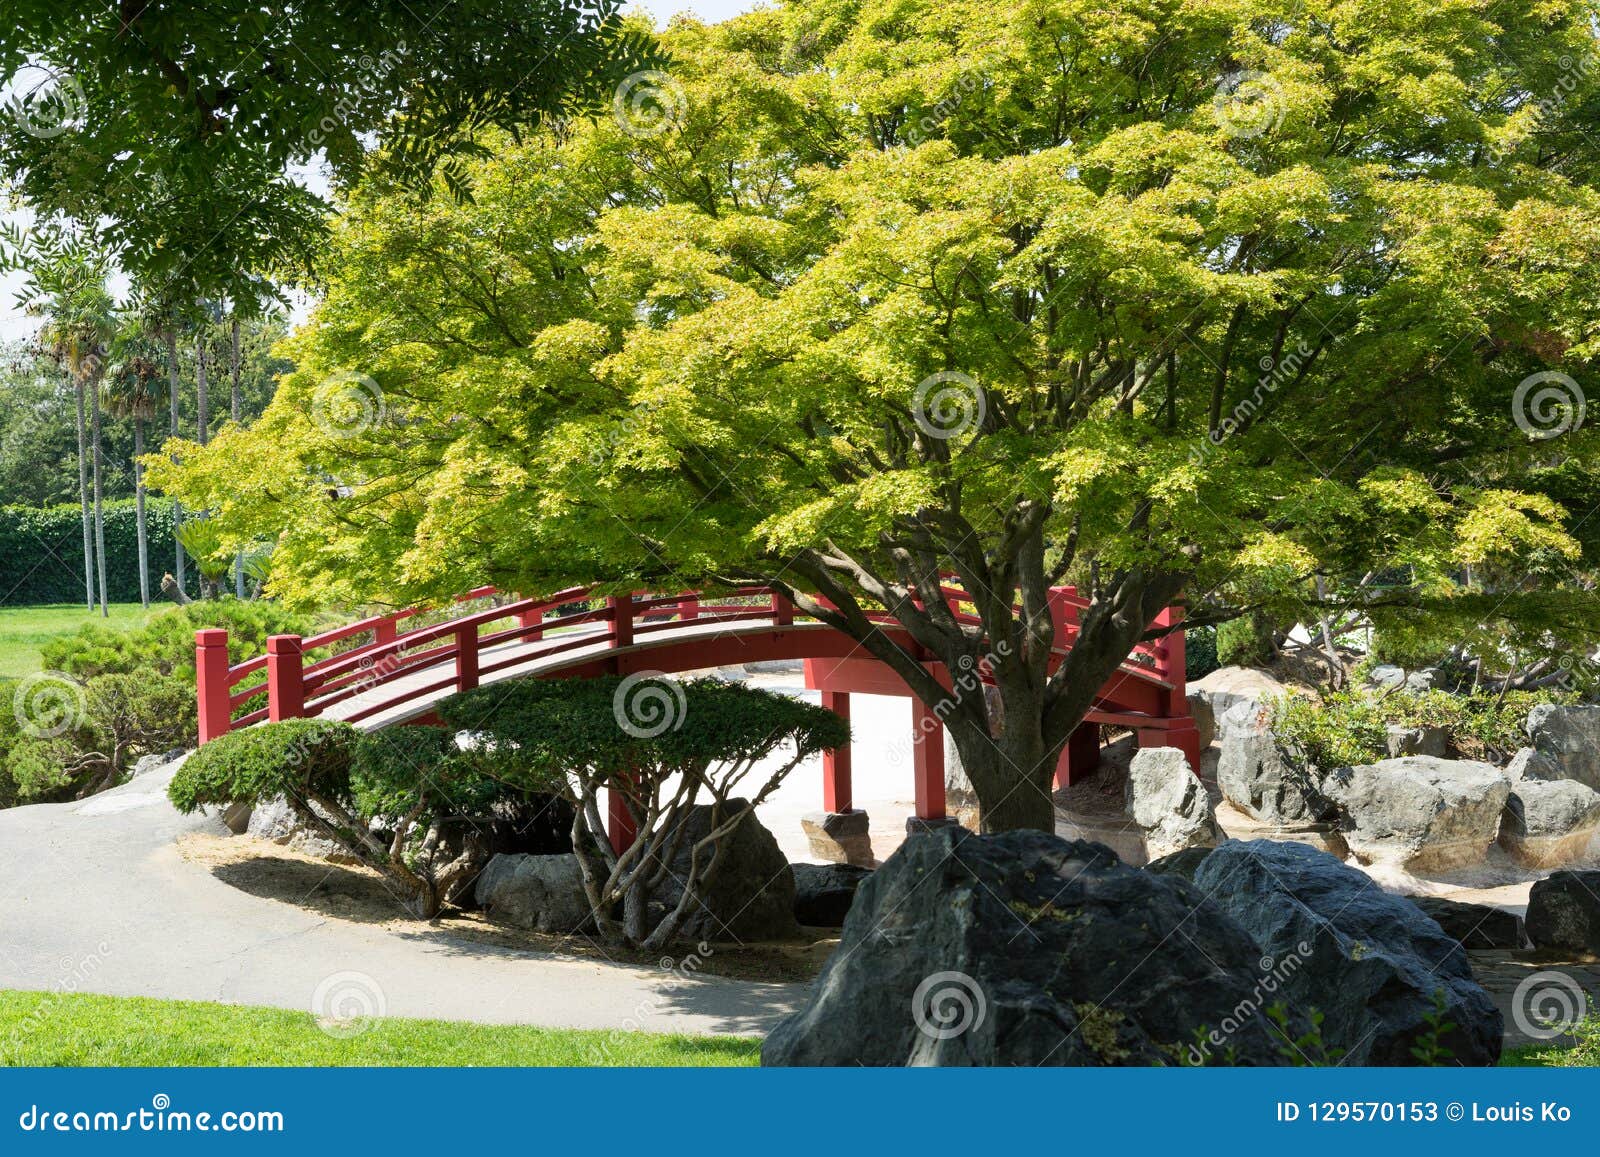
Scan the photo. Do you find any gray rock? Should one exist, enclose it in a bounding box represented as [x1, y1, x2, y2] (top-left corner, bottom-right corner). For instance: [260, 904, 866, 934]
[1506, 746, 1562, 781]
[1216, 706, 1335, 825]
[1186, 692, 1216, 749]
[1143, 846, 1214, 881]
[220, 802, 252, 834]
[1367, 664, 1407, 688]
[763, 828, 1296, 1066]
[1499, 779, 1600, 869]
[1195, 840, 1503, 1065]
[1525, 704, 1600, 790]
[1126, 747, 1219, 860]
[1190, 667, 1287, 741]
[1526, 871, 1600, 956]
[1409, 897, 1525, 950]
[130, 748, 188, 778]
[1323, 756, 1510, 872]
[801, 809, 874, 867]
[474, 852, 594, 933]
[657, 800, 800, 942]
[1405, 668, 1441, 693]
[792, 863, 872, 927]
[1385, 724, 1447, 759]
[246, 796, 361, 864]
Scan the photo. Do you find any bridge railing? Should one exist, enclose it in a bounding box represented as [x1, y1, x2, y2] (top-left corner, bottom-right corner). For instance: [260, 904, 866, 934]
[196, 583, 1186, 744]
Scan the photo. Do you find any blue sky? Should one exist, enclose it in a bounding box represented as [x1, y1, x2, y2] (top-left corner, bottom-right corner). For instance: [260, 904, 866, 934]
[0, 0, 763, 344]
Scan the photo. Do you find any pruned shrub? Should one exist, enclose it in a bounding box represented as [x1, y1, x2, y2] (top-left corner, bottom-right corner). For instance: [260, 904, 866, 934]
[168, 719, 538, 917]
[438, 675, 849, 949]
[1216, 612, 1277, 668]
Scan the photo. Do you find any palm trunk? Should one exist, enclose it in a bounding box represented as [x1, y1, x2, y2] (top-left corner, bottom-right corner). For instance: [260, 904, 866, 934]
[195, 333, 209, 446]
[165, 327, 185, 596]
[73, 373, 94, 612]
[91, 376, 108, 617]
[133, 418, 149, 608]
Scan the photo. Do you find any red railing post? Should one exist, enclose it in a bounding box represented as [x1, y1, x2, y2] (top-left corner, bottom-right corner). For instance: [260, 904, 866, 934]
[1048, 585, 1079, 644]
[770, 589, 793, 626]
[517, 604, 544, 641]
[608, 593, 634, 648]
[1153, 606, 1187, 706]
[680, 592, 700, 621]
[374, 617, 397, 647]
[456, 622, 479, 692]
[196, 629, 232, 744]
[265, 635, 305, 722]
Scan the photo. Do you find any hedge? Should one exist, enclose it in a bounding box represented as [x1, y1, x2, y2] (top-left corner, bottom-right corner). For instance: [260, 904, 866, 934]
[0, 497, 195, 605]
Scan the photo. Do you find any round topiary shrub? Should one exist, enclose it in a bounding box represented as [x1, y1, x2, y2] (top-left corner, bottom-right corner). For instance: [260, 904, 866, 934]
[168, 718, 358, 814]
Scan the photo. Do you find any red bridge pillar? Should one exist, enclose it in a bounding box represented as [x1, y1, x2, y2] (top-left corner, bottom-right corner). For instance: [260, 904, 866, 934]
[911, 699, 946, 822]
[265, 635, 305, 722]
[821, 690, 852, 812]
[196, 629, 232, 744]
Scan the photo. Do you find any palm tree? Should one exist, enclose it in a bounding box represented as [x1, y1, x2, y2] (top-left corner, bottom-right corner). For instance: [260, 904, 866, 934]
[1, 225, 117, 615]
[104, 332, 167, 608]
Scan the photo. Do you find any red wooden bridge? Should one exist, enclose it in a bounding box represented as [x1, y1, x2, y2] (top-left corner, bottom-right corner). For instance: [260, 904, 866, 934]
[194, 584, 1199, 838]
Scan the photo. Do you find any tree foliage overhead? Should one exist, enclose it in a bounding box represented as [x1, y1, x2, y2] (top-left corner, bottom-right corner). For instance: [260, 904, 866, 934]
[150, 0, 1600, 831]
[0, 0, 656, 303]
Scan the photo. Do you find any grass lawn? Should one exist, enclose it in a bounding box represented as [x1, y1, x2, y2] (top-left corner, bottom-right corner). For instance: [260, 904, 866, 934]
[0, 990, 760, 1067]
[0, 603, 153, 679]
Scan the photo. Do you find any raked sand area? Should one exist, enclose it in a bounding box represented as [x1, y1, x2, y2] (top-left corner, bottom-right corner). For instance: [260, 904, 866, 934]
[1, 664, 1594, 1044]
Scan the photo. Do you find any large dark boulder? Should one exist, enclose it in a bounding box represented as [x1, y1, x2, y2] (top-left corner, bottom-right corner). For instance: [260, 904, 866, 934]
[762, 827, 1294, 1066]
[1526, 870, 1600, 956]
[1194, 840, 1503, 1065]
[792, 863, 872, 927]
[656, 800, 800, 942]
[1409, 898, 1524, 950]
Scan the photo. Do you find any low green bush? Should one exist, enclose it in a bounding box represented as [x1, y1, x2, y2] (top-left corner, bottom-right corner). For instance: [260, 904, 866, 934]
[1216, 613, 1277, 668]
[169, 720, 533, 917]
[1185, 625, 1219, 682]
[42, 597, 317, 682]
[439, 675, 849, 948]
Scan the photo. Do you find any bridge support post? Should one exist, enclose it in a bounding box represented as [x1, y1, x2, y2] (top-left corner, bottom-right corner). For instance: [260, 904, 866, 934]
[1056, 721, 1101, 788]
[265, 635, 305, 722]
[770, 590, 793, 626]
[608, 784, 637, 854]
[196, 629, 232, 745]
[911, 699, 947, 822]
[820, 690, 852, 813]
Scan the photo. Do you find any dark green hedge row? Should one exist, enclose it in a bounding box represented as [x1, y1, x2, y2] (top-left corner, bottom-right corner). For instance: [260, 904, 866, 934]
[0, 497, 193, 605]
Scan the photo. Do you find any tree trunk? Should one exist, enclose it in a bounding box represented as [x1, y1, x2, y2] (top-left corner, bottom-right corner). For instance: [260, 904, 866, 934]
[73, 373, 94, 611]
[90, 375, 108, 617]
[231, 315, 245, 599]
[945, 708, 1059, 834]
[165, 326, 185, 596]
[195, 332, 209, 446]
[133, 419, 149, 608]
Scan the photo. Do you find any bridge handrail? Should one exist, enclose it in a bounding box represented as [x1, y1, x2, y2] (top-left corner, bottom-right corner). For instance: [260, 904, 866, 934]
[195, 582, 1185, 744]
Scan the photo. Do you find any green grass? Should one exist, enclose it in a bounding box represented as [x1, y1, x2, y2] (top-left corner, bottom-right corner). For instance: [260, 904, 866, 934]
[0, 990, 761, 1067]
[0, 603, 153, 678]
